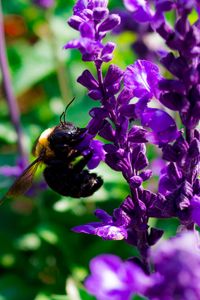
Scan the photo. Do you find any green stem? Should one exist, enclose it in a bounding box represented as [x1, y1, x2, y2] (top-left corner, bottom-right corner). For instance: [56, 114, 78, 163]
[45, 10, 72, 102]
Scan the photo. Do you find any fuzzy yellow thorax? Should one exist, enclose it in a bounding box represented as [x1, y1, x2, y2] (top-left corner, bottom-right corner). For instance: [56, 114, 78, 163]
[34, 127, 55, 157]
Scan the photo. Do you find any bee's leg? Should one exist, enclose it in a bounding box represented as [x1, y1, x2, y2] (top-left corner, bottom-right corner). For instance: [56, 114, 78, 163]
[72, 152, 93, 172]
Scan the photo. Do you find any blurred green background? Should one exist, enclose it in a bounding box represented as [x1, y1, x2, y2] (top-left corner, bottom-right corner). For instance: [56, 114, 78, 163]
[0, 1, 180, 299]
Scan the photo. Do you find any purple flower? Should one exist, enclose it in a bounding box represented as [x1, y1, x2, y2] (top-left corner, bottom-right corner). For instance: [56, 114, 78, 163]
[147, 232, 200, 300]
[85, 254, 151, 300]
[124, 1, 200, 129]
[72, 209, 128, 240]
[141, 108, 180, 144]
[85, 233, 200, 300]
[65, 0, 120, 61]
[66, 0, 200, 280]
[124, 60, 161, 100]
[76, 133, 105, 169]
[0, 157, 27, 177]
[33, 0, 54, 8]
[73, 195, 164, 248]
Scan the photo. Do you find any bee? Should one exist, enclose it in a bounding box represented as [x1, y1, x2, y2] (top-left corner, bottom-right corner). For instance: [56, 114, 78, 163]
[3, 99, 103, 201]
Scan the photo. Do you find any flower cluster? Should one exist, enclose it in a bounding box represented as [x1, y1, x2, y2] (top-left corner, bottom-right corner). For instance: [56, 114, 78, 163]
[123, 0, 200, 227]
[65, 0, 200, 299]
[123, 0, 200, 129]
[65, 0, 120, 62]
[86, 232, 200, 300]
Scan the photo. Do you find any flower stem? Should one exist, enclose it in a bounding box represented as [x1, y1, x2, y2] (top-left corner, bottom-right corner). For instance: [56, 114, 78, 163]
[0, 0, 27, 162]
[45, 10, 72, 102]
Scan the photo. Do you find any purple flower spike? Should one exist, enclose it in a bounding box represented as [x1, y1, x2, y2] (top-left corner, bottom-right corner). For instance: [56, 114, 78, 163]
[66, 0, 120, 62]
[124, 60, 161, 100]
[85, 254, 151, 300]
[123, 0, 153, 22]
[141, 108, 180, 144]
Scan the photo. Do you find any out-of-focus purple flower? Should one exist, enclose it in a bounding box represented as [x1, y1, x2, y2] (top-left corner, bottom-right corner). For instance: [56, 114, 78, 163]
[112, 9, 157, 62]
[147, 232, 200, 300]
[151, 157, 166, 176]
[0, 157, 26, 177]
[85, 254, 151, 300]
[85, 233, 200, 300]
[33, 0, 54, 8]
[124, 60, 161, 100]
[123, 0, 153, 22]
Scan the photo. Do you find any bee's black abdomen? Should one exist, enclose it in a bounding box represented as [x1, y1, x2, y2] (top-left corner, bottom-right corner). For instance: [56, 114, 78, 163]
[43, 165, 103, 198]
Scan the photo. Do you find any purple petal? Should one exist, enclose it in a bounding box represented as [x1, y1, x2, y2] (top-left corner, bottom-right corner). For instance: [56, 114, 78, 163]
[140, 169, 152, 181]
[95, 225, 127, 240]
[77, 70, 99, 89]
[124, 60, 161, 99]
[93, 7, 109, 21]
[88, 89, 103, 100]
[88, 0, 108, 9]
[98, 14, 121, 32]
[80, 22, 95, 39]
[99, 121, 116, 142]
[68, 15, 84, 30]
[87, 140, 105, 169]
[155, 0, 175, 12]
[72, 222, 102, 234]
[117, 88, 134, 105]
[101, 42, 116, 62]
[73, 0, 87, 15]
[128, 125, 148, 143]
[104, 64, 124, 89]
[141, 108, 180, 144]
[95, 209, 113, 223]
[64, 39, 80, 49]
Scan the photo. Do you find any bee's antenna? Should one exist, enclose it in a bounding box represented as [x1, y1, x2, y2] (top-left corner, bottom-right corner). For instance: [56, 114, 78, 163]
[59, 111, 65, 125]
[63, 97, 76, 123]
[59, 97, 75, 125]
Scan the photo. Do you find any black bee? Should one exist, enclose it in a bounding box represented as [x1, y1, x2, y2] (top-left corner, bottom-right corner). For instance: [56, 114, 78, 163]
[4, 99, 103, 200]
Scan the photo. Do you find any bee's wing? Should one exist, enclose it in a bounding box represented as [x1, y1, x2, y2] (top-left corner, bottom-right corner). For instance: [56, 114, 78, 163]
[1, 157, 43, 204]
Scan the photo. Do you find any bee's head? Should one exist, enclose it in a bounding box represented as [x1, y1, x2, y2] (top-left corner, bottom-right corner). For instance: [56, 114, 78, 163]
[48, 98, 86, 148]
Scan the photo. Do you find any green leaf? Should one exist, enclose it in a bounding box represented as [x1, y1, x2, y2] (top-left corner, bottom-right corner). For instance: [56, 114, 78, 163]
[12, 40, 55, 94]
